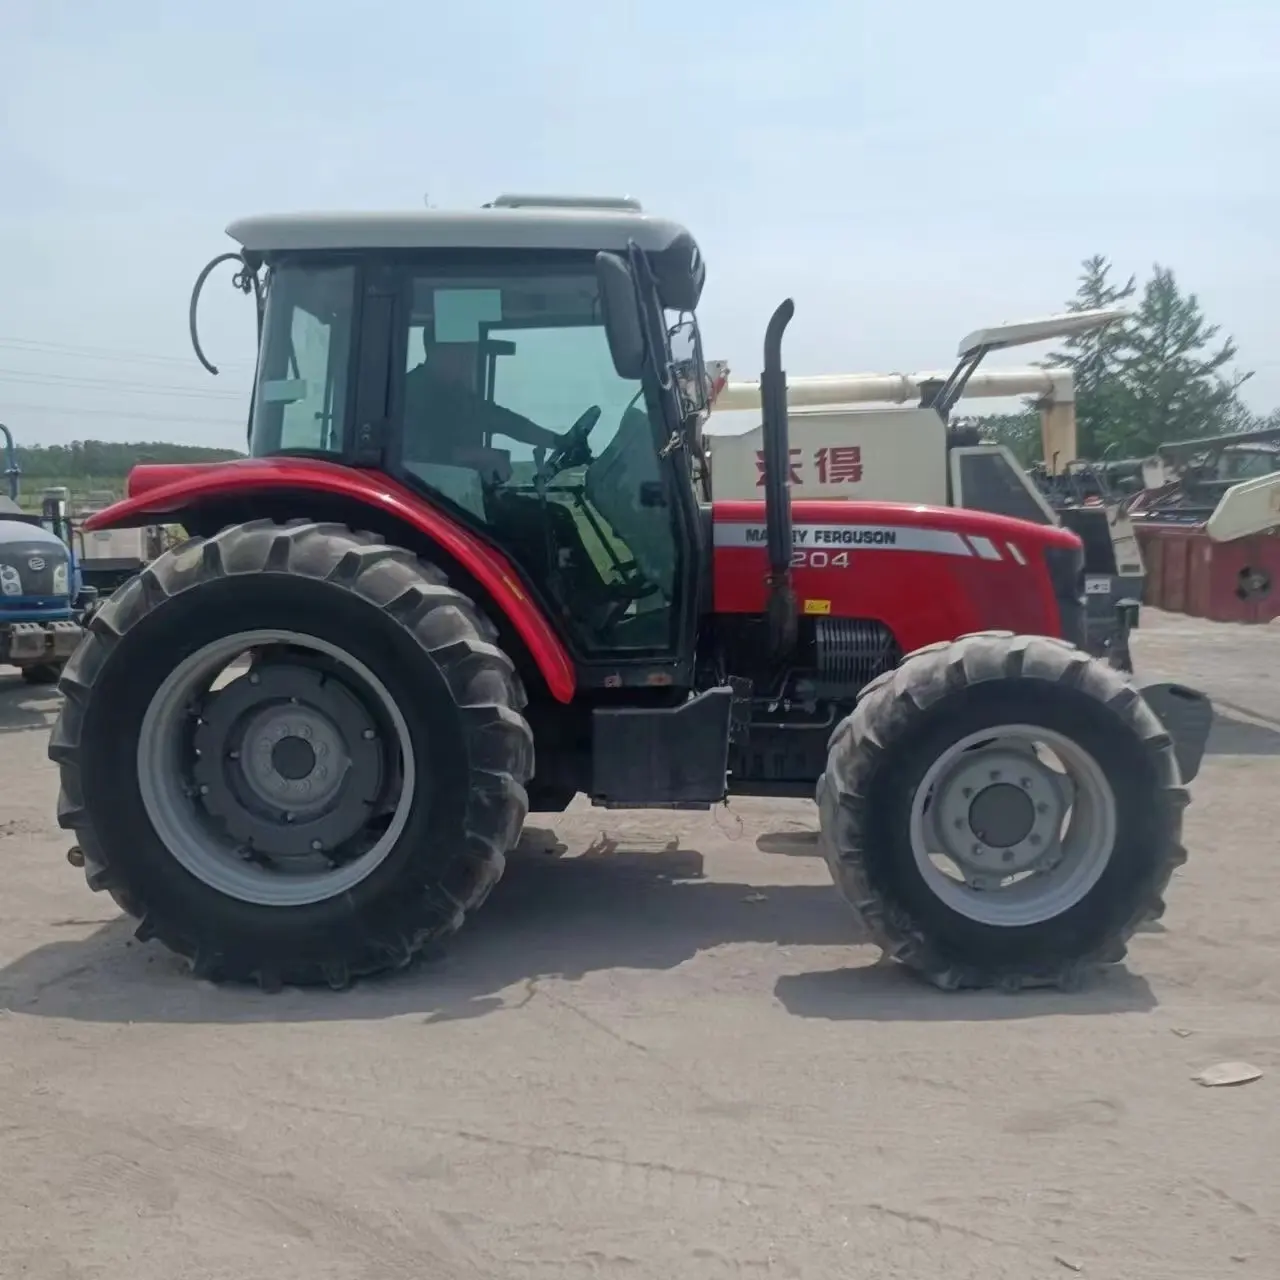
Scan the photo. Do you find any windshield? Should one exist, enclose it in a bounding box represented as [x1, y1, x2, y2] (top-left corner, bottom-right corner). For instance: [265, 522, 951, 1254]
[1219, 448, 1279, 480]
[397, 265, 683, 654]
[249, 264, 356, 457]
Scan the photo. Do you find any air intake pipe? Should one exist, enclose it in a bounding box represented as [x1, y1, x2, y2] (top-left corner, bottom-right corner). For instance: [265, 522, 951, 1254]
[759, 299, 797, 658]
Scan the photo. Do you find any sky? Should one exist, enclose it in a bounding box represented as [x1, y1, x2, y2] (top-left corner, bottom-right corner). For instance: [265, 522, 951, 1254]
[2, 0, 1278, 451]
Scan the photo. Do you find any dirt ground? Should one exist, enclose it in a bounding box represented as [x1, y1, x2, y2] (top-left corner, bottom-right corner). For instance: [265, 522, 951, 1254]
[1, 609, 1277, 1280]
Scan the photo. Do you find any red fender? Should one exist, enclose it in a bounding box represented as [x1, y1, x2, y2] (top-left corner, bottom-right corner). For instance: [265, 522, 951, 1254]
[85, 457, 576, 703]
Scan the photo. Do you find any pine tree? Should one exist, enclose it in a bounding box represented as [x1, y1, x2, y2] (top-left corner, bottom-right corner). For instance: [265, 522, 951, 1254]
[1041, 255, 1136, 457]
[1114, 266, 1252, 454]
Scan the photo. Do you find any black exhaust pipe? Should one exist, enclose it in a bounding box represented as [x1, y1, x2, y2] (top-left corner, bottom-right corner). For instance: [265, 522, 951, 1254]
[760, 298, 797, 658]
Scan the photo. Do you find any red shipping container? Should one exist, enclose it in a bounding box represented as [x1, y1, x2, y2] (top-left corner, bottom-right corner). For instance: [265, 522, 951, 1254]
[1159, 528, 1194, 615]
[1133, 523, 1279, 622]
[1238, 532, 1280, 623]
[1185, 531, 1212, 619]
[1186, 532, 1279, 624]
[1136, 525, 1164, 608]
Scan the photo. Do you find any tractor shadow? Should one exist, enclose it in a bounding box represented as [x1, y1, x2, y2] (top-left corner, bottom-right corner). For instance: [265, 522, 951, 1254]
[751, 828, 1156, 1023]
[1204, 708, 1280, 756]
[0, 669, 60, 735]
[773, 962, 1155, 1024]
[755, 828, 822, 858]
[0, 823, 1155, 1026]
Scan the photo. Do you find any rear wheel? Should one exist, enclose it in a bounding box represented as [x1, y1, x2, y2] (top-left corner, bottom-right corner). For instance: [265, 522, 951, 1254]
[817, 632, 1187, 990]
[49, 520, 534, 988]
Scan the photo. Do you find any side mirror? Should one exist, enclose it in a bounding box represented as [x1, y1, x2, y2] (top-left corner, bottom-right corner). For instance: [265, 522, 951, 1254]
[596, 252, 645, 380]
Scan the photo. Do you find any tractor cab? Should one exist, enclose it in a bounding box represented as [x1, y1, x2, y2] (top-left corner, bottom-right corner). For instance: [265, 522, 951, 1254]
[217, 196, 714, 676]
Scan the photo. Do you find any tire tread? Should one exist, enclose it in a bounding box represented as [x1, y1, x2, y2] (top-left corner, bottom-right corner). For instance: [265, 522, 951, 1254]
[817, 632, 1186, 991]
[49, 520, 534, 989]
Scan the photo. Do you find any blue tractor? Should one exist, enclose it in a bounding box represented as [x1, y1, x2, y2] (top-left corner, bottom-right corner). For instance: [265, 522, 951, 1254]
[0, 424, 93, 685]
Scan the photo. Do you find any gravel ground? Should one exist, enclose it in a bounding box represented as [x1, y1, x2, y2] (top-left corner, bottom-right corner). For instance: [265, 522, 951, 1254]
[1, 609, 1277, 1280]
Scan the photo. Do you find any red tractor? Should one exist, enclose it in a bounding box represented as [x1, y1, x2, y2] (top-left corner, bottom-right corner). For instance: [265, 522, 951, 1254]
[51, 194, 1212, 992]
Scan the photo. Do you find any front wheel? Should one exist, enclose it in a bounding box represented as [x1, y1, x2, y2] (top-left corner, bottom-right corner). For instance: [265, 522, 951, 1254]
[49, 520, 534, 989]
[818, 632, 1188, 990]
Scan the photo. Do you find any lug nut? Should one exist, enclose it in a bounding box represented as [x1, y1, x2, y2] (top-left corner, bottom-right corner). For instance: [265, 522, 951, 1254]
[66, 845, 85, 868]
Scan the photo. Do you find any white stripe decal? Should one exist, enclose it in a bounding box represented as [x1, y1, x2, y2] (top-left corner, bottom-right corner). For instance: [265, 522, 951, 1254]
[1006, 541, 1027, 565]
[713, 523, 974, 556]
[967, 535, 1002, 561]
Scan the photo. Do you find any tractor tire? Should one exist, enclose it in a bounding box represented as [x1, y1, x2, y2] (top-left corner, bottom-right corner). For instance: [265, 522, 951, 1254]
[49, 520, 534, 989]
[22, 662, 63, 686]
[816, 631, 1188, 991]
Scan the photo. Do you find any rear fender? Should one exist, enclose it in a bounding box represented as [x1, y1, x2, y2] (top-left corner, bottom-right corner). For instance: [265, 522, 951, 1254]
[85, 458, 576, 703]
[1139, 682, 1213, 784]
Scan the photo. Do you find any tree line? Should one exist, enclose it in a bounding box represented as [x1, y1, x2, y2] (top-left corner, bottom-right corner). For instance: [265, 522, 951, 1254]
[3, 439, 243, 481]
[971, 255, 1275, 465]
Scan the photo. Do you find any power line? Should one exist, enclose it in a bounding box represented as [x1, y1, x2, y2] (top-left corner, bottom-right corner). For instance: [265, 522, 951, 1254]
[0, 336, 256, 372]
[0, 368, 245, 401]
[0, 399, 244, 429]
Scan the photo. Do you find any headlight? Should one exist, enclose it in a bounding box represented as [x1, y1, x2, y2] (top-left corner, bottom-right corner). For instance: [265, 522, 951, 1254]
[52, 562, 68, 594]
[0, 565, 21, 596]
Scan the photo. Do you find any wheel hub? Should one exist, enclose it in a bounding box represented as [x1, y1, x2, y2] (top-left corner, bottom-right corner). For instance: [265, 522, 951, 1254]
[271, 735, 316, 781]
[968, 782, 1035, 848]
[192, 662, 386, 859]
[236, 701, 348, 811]
[932, 748, 1066, 878]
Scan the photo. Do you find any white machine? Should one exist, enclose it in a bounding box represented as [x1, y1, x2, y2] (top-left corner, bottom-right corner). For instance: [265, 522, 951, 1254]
[1206, 471, 1280, 543]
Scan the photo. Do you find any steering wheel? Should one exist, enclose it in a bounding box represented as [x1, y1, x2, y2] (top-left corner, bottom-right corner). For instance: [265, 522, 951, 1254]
[540, 405, 601, 479]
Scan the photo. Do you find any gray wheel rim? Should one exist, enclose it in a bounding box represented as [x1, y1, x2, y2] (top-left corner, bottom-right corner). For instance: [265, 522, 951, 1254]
[137, 628, 416, 907]
[907, 723, 1117, 927]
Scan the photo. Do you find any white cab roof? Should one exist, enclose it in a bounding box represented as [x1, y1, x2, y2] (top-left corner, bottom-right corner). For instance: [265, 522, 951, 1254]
[227, 195, 693, 255]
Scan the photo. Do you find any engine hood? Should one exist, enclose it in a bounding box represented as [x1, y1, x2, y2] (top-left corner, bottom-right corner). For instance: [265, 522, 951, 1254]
[0, 519, 70, 553]
[0, 519, 71, 597]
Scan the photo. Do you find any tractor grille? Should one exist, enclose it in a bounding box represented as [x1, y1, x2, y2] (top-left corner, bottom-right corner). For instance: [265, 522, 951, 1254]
[0, 556, 61, 596]
[815, 618, 900, 689]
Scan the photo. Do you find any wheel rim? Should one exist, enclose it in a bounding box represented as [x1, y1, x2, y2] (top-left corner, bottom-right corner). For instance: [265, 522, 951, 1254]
[907, 723, 1117, 928]
[137, 629, 417, 907]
